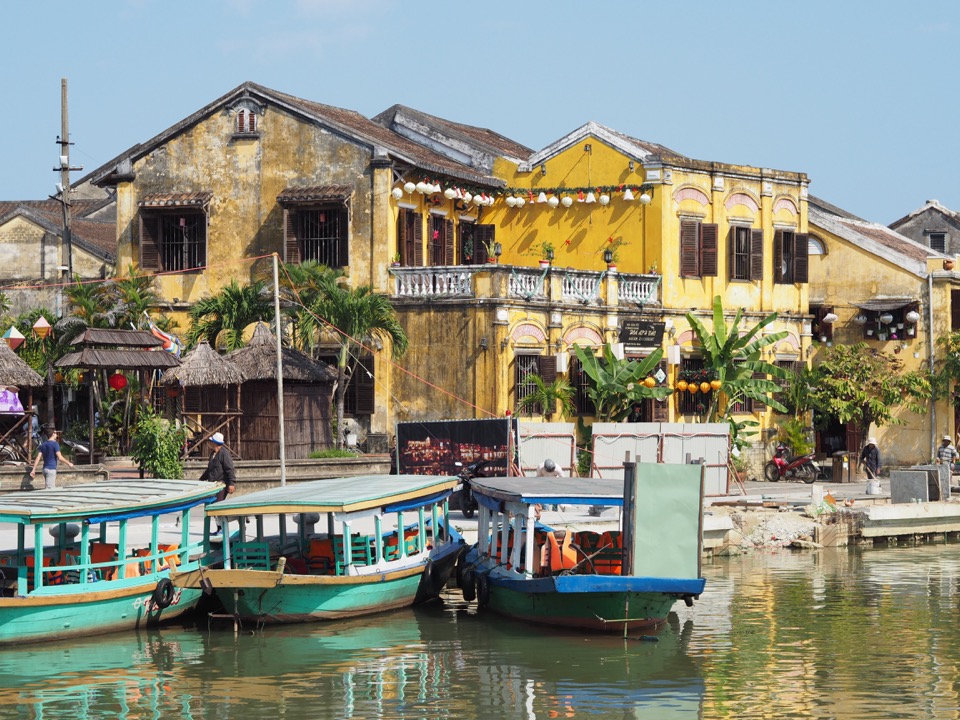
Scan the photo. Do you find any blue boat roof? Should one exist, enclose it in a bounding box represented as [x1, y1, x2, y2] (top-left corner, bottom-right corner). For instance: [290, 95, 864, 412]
[207, 474, 459, 516]
[470, 476, 626, 505]
[0, 479, 220, 524]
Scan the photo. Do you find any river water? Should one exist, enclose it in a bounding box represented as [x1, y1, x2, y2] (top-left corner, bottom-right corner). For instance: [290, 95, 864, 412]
[2, 542, 959, 720]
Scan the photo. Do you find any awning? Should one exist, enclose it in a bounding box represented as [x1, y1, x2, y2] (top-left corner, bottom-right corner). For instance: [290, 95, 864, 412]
[277, 185, 352, 204]
[138, 191, 213, 208]
[852, 298, 917, 312]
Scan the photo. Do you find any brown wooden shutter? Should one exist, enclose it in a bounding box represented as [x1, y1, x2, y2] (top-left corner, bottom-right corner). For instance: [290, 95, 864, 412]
[726, 227, 737, 280]
[793, 233, 809, 283]
[352, 356, 375, 416]
[444, 218, 455, 265]
[338, 207, 349, 267]
[396, 211, 407, 265]
[284, 209, 300, 264]
[750, 229, 764, 281]
[700, 223, 718, 277]
[139, 215, 160, 271]
[537, 355, 557, 383]
[412, 213, 424, 266]
[680, 220, 699, 277]
[476, 224, 494, 264]
[952, 290, 960, 331]
[773, 230, 785, 283]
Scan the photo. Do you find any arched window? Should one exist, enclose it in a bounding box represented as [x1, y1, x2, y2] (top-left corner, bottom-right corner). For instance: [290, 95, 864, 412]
[236, 108, 257, 135]
[808, 235, 827, 255]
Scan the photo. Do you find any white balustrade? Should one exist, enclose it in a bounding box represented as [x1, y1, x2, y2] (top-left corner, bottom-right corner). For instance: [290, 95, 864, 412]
[561, 271, 603, 304]
[392, 267, 478, 298]
[619, 274, 661, 305]
[508, 267, 547, 299]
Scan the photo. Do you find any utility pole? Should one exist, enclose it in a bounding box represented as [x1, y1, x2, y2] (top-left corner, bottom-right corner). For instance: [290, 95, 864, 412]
[54, 78, 82, 281]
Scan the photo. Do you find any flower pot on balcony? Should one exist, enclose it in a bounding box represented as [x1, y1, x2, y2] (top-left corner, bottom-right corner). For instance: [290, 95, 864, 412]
[539, 260, 550, 269]
[606, 264, 617, 273]
[944, 259, 955, 271]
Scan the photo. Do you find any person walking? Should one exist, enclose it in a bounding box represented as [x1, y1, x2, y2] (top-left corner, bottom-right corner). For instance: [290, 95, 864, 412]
[199, 432, 236, 535]
[937, 435, 959, 468]
[859, 437, 880, 480]
[29, 429, 74, 490]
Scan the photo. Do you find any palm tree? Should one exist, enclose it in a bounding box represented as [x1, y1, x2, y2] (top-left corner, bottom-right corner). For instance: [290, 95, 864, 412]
[310, 278, 408, 448]
[517, 374, 576, 420]
[280, 261, 344, 351]
[186, 279, 273, 351]
[685, 295, 789, 422]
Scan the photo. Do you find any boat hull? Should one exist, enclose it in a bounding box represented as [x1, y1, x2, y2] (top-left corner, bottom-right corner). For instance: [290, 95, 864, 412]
[0, 584, 201, 645]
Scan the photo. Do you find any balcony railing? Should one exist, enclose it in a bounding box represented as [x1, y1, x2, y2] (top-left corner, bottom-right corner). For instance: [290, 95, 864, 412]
[390, 264, 661, 306]
[392, 266, 479, 298]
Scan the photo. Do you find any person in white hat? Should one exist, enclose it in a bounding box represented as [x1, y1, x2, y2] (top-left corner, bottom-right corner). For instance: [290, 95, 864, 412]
[199, 432, 236, 534]
[937, 435, 959, 467]
[859, 437, 880, 480]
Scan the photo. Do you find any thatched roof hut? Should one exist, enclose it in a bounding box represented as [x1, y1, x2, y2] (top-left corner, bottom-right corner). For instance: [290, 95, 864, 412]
[225, 322, 336, 461]
[0, 342, 44, 387]
[160, 341, 244, 387]
[226, 322, 336, 383]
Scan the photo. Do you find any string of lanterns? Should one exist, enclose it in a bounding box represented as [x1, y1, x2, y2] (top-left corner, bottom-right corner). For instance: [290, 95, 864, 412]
[390, 178, 656, 208]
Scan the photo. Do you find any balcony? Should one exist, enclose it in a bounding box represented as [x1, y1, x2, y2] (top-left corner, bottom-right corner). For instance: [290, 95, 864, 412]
[390, 264, 661, 307]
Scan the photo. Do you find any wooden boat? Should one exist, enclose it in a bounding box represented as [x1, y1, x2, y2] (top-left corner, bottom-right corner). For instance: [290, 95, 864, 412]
[459, 462, 707, 633]
[172, 474, 465, 623]
[0, 478, 220, 645]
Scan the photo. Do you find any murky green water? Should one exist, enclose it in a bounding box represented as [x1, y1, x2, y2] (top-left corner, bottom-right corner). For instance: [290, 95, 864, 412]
[2, 543, 959, 719]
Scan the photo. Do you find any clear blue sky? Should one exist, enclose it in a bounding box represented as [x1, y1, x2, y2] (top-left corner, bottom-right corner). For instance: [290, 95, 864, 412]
[3, 0, 958, 225]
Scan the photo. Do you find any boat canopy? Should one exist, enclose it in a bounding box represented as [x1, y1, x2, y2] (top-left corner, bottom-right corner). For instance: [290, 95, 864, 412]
[0, 479, 220, 524]
[470, 476, 626, 507]
[207, 475, 459, 516]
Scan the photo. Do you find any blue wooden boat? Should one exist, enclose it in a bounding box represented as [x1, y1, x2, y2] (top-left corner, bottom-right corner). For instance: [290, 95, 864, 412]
[0, 478, 220, 644]
[172, 474, 465, 623]
[459, 463, 707, 633]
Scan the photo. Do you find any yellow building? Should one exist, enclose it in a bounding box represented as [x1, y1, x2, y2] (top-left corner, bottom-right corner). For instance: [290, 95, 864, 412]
[808, 196, 960, 465]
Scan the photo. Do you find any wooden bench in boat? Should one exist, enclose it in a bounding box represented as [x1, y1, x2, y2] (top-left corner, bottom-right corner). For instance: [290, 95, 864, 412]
[232, 541, 272, 571]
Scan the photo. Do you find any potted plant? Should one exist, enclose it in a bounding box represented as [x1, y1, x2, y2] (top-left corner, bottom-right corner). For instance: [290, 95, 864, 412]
[484, 238, 502, 263]
[538, 241, 555, 268]
[391, 253, 400, 267]
[604, 236, 628, 271]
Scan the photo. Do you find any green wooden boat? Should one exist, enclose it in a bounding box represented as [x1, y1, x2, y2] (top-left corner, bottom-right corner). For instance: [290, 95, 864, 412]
[459, 463, 707, 633]
[0, 478, 220, 645]
[172, 474, 465, 623]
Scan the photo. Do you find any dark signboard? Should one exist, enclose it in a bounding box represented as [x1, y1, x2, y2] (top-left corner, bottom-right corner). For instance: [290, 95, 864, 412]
[619, 320, 665, 346]
[395, 418, 519, 476]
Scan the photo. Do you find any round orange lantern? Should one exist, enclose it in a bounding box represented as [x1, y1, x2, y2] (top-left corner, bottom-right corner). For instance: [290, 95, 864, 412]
[710, 379, 722, 391]
[677, 380, 688, 392]
[688, 383, 698, 394]
[700, 381, 711, 393]
[643, 377, 656, 388]
[108, 372, 128, 391]
[54, 371, 64, 383]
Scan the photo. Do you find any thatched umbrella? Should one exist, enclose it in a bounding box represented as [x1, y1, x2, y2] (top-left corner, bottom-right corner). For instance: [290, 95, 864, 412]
[0, 340, 44, 459]
[159, 341, 244, 388]
[159, 341, 245, 456]
[226, 322, 335, 382]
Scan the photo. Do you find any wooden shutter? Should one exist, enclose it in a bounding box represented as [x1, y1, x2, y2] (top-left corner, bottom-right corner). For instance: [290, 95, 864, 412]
[773, 230, 785, 283]
[337, 207, 349, 268]
[444, 218, 455, 266]
[726, 227, 737, 280]
[793, 233, 809, 283]
[537, 355, 557, 383]
[750, 229, 764, 281]
[396, 211, 407, 266]
[476, 224, 495, 264]
[283, 209, 300, 264]
[139, 215, 160, 271]
[680, 220, 699, 277]
[352, 356, 375, 416]
[700, 223, 718, 277]
[952, 290, 960, 331]
[412, 213, 424, 266]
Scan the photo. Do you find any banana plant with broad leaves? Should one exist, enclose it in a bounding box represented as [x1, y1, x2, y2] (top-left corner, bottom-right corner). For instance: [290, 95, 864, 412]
[686, 296, 790, 422]
[572, 343, 672, 421]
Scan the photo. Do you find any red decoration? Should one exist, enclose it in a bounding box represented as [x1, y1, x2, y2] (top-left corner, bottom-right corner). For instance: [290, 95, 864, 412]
[108, 373, 128, 391]
[166, 385, 181, 398]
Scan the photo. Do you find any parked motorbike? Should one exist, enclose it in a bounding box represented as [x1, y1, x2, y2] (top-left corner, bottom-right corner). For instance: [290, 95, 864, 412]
[453, 460, 492, 518]
[763, 442, 821, 484]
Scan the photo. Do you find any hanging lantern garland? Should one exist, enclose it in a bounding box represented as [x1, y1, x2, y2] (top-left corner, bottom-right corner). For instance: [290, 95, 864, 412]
[392, 178, 656, 208]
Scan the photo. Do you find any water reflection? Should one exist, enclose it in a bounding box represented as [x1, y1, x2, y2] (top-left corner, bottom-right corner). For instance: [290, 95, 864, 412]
[2, 543, 959, 720]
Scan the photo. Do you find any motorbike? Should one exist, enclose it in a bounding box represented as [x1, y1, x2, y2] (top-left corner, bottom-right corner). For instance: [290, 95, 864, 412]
[763, 442, 822, 484]
[453, 460, 493, 518]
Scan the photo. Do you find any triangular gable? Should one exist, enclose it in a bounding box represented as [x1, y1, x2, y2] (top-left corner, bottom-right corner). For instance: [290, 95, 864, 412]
[518, 121, 683, 172]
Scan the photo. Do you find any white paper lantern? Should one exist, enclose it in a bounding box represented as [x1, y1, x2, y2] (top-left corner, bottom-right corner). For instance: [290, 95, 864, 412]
[905, 310, 921, 324]
[473, 194, 484, 206]
[462, 192, 473, 204]
[547, 196, 560, 208]
[516, 197, 526, 207]
[622, 188, 635, 202]
[403, 182, 416, 194]
[561, 196, 573, 208]
[639, 192, 652, 204]
[391, 187, 404, 200]
[822, 312, 838, 324]
[505, 196, 517, 207]
[879, 313, 894, 325]
[443, 188, 456, 200]
[598, 194, 610, 206]
[537, 192, 548, 203]
[415, 182, 428, 194]
[585, 192, 596, 204]
[853, 313, 868, 325]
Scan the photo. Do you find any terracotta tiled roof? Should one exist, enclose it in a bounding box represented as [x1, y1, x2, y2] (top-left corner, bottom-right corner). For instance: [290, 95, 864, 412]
[0, 204, 116, 262]
[0, 198, 108, 219]
[138, 191, 213, 208]
[277, 185, 352, 204]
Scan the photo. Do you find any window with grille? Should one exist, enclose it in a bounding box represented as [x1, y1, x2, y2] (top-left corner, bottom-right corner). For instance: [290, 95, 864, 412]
[514, 355, 557, 416]
[930, 232, 946, 253]
[676, 357, 708, 416]
[297, 206, 348, 267]
[728, 226, 763, 281]
[570, 356, 596, 416]
[679, 220, 719, 278]
[140, 210, 207, 272]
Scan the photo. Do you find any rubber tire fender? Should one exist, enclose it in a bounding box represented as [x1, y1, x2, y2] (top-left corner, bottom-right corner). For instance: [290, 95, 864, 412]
[152, 578, 175, 609]
[461, 570, 477, 602]
[476, 572, 490, 608]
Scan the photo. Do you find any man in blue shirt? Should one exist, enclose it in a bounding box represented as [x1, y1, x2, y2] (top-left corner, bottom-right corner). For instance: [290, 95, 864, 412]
[29, 429, 74, 489]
